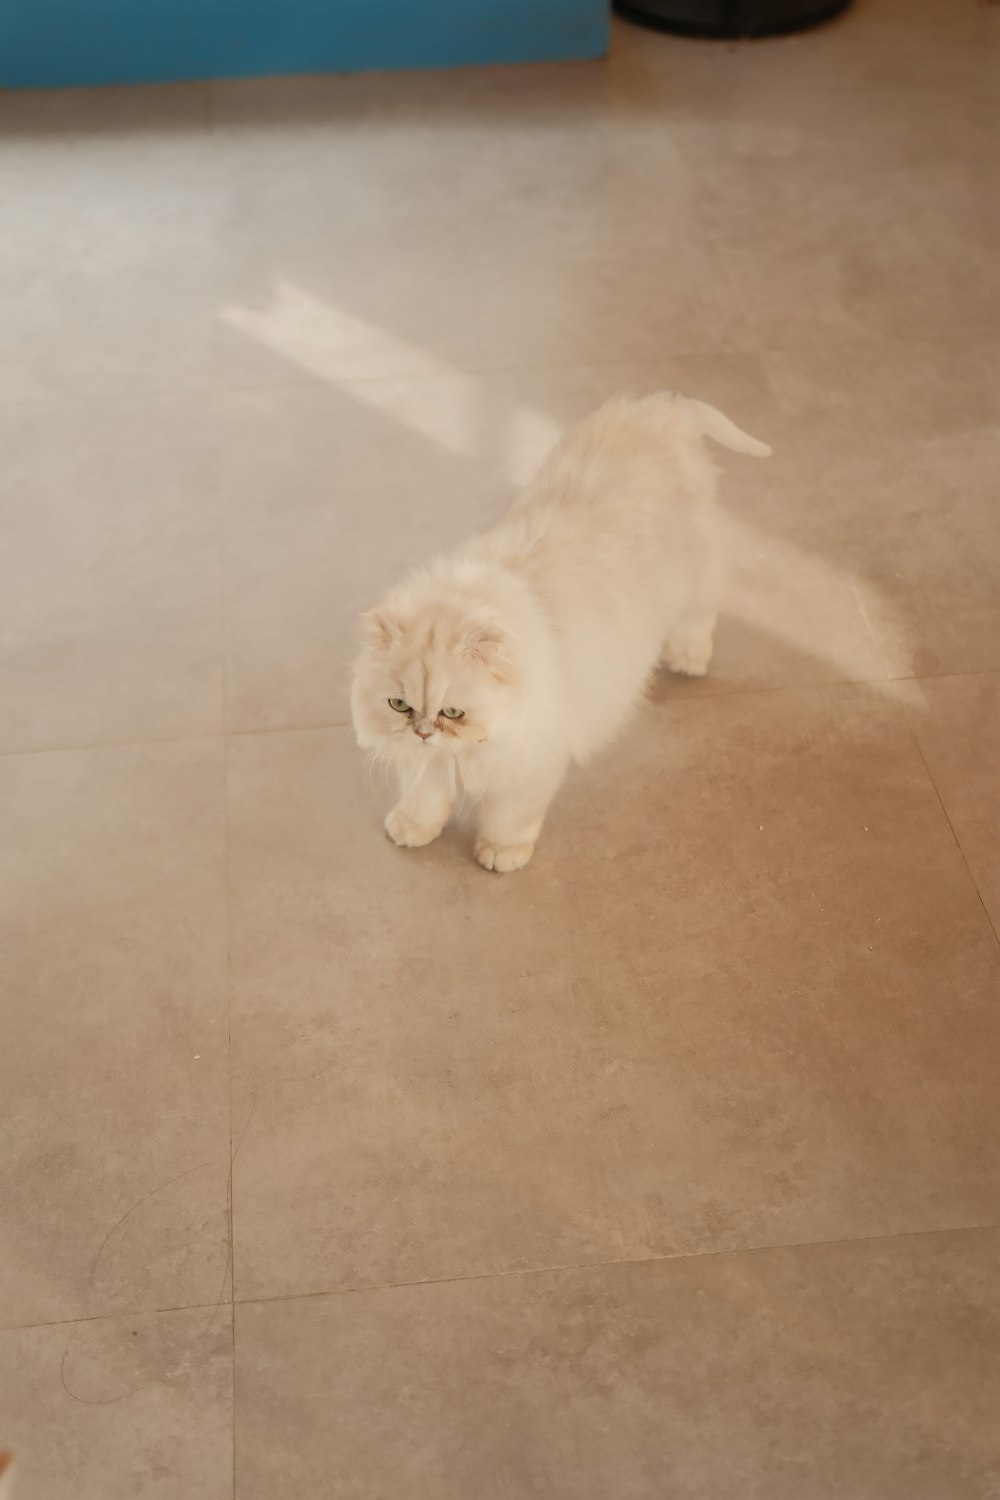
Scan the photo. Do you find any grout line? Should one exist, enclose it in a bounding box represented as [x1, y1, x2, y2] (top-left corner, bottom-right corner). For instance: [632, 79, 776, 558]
[0, 722, 349, 759]
[7, 1220, 994, 1337]
[0, 730, 225, 759]
[5, 671, 1000, 761]
[216, 410, 239, 1500]
[656, 674, 881, 705]
[225, 753, 238, 1500]
[226, 717, 353, 738]
[0, 1300, 229, 1336]
[887, 665, 1000, 685]
[226, 1221, 1000, 1310]
[0, 324, 996, 412]
[892, 689, 1000, 955]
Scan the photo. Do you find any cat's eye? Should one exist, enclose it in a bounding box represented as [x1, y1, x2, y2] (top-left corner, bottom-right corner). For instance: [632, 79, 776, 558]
[440, 706, 464, 720]
[388, 697, 410, 713]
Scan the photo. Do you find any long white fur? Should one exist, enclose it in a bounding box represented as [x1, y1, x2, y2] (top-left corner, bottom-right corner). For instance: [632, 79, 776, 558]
[351, 391, 769, 872]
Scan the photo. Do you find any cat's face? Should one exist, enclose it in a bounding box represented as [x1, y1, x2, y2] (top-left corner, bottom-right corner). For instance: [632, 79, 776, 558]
[351, 601, 512, 762]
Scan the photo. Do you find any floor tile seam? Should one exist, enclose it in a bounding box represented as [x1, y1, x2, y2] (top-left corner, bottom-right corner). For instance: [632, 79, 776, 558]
[0, 324, 995, 411]
[10, 668, 1000, 762]
[0, 1299, 232, 1336]
[217, 670, 1000, 729]
[0, 352, 748, 412]
[892, 691, 1000, 954]
[0, 731, 226, 759]
[227, 1220, 1000, 1312]
[217, 674, 957, 742]
[219, 681, 875, 745]
[5, 1220, 995, 1337]
[216, 420, 239, 1500]
[892, 667, 1000, 685]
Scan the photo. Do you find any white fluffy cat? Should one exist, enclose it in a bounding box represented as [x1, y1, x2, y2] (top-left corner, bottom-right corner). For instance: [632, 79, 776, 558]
[351, 391, 769, 872]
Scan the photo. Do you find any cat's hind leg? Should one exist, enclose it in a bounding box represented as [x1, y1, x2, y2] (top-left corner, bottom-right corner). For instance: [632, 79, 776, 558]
[662, 602, 717, 678]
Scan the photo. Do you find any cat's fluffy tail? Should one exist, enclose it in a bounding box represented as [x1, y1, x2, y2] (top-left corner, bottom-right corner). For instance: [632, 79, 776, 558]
[676, 395, 772, 458]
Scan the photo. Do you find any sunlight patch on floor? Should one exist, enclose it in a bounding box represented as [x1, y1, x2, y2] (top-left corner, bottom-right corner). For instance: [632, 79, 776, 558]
[224, 282, 912, 690]
[222, 280, 562, 471]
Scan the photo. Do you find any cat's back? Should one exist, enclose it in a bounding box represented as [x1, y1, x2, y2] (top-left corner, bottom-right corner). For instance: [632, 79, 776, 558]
[485, 392, 709, 571]
[537, 391, 689, 482]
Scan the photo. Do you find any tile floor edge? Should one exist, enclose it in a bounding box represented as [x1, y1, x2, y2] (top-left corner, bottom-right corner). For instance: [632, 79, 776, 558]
[228, 1220, 1000, 1312]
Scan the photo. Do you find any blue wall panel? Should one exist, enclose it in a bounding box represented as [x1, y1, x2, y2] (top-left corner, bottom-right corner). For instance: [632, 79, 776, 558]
[0, 0, 609, 89]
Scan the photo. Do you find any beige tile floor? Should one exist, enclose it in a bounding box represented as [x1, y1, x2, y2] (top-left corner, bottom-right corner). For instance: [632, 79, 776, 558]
[2, 1, 1000, 1495]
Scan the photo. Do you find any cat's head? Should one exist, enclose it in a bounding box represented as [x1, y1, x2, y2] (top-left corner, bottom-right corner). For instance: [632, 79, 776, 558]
[351, 590, 515, 763]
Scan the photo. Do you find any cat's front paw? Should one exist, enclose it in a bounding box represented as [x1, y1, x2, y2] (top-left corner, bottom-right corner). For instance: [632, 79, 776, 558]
[385, 806, 443, 849]
[475, 838, 535, 873]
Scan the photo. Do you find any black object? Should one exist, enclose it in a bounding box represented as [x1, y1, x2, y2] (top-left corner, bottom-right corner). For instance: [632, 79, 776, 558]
[613, 0, 852, 38]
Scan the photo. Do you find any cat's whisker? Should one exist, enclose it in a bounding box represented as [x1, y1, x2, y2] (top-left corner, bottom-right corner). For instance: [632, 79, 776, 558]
[363, 749, 379, 800]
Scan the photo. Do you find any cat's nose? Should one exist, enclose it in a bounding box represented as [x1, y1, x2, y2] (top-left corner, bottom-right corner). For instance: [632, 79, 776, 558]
[414, 726, 432, 740]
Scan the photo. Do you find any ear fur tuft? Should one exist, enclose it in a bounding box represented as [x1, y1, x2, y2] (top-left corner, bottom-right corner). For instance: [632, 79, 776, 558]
[358, 610, 401, 649]
[462, 619, 512, 681]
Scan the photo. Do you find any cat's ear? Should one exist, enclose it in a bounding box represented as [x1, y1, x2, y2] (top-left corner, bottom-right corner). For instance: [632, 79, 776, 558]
[0, 1452, 15, 1499]
[462, 620, 512, 680]
[358, 609, 401, 650]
